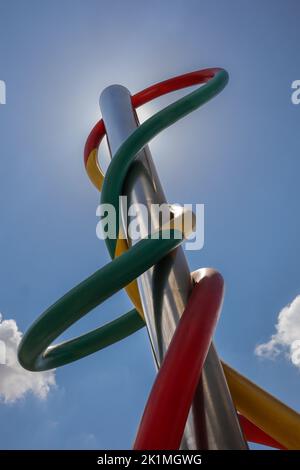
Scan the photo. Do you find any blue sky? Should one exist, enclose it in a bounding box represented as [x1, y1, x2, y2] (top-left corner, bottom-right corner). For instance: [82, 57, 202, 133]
[0, 0, 299, 449]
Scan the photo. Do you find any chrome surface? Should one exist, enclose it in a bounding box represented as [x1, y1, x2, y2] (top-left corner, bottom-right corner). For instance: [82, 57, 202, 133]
[100, 84, 247, 450]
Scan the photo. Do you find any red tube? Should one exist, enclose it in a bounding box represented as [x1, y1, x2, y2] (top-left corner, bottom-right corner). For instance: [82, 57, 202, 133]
[84, 68, 221, 166]
[238, 414, 285, 450]
[132, 68, 220, 108]
[133, 269, 224, 450]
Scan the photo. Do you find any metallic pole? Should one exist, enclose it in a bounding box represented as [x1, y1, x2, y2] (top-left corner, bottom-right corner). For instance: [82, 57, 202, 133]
[100, 85, 247, 450]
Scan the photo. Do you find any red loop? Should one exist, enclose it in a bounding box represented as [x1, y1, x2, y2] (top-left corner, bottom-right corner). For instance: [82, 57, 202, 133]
[133, 269, 224, 450]
[84, 68, 221, 166]
[238, 414, 285, 450]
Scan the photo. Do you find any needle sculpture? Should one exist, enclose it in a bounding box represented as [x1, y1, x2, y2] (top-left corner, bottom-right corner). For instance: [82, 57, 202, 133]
[18, 68, 300, 450]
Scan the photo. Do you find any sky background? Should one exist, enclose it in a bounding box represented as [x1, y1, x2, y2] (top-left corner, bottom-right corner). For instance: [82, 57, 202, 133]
[0, 0, 300, 449]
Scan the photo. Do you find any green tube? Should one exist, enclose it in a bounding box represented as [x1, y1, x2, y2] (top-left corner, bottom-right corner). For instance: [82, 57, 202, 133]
[18, 232, 184, 371]
[18, 70, 228, 372]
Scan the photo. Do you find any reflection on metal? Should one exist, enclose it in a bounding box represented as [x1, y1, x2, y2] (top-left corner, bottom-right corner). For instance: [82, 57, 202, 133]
[100, 85, 247, 449]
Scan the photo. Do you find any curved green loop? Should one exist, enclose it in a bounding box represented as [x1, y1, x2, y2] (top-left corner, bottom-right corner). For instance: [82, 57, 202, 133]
[18, 69, 228, 372]
[102, 69, 229, 256]
[18, 233, 183, 371]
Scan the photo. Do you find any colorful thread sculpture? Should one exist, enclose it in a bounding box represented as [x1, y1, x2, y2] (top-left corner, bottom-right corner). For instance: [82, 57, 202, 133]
[18, 68, 300, 450]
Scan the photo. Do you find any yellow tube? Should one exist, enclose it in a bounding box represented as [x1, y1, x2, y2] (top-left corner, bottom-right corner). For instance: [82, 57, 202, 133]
[86, 149, 104, 191]
[222, 362, 300, 449]
[115, 235, 144, 319]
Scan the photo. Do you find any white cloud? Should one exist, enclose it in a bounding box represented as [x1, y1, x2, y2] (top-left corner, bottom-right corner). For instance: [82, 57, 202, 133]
[0, 313, 56, 403]
[255, 296, 300, 369]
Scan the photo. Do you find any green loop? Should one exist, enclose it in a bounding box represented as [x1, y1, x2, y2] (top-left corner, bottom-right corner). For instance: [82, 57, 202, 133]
[18, 232, 183, 371]
[18, 69, 228, 372]
[102, 70, 228, 256]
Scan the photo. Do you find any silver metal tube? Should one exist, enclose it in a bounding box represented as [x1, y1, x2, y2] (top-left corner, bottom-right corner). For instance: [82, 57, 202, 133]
[100, 85, 247, 450]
